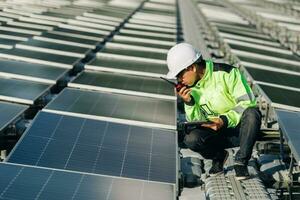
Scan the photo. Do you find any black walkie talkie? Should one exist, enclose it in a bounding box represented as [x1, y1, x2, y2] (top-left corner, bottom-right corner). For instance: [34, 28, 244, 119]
[160, 77, 186, 92]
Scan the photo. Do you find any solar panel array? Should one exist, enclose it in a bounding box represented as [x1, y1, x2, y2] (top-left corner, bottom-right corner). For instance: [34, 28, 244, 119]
[0, 0, 178, 199]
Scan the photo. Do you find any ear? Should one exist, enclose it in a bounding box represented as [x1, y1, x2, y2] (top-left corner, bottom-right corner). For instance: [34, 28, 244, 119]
[192, 64, 197, 72]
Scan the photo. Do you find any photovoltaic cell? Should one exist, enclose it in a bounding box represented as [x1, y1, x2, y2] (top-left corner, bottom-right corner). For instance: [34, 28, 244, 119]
[119, 31, 175, 42]
[245, 67, 300, 89]
[111, 38, 173, 49]
[227, 43, 297, 61]
[0, 29, 33, 38]
[101, 46, 167, 60]
[69, 71, 175, 98]
[237, 55, 300, 73]
[0, 59, 68, 83]
[0, 163, 175, 200]
[0, 49, 80, 69]
[0, 77, 51, 104]
[40, 32, 100, 46]
[259, 84, 300, 108]
[216, 26, 271, 40]
[7, 111, 177, 184]
[86, 56, 168, 75]
[44, 88, 176, 129]
[276, 110, 300, 164]
[0, 101, 28, 131]
[52, 27, 108, 38]
[16, 39, 91, 56]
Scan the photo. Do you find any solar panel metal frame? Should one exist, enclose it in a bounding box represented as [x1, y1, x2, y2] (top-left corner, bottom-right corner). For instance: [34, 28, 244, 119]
[0, 101, 28, 132]
[0, 162, 176, 200]
[68, 70, 176, 100]
[44, 88, 177, 130]
[6, 111, 178, 185]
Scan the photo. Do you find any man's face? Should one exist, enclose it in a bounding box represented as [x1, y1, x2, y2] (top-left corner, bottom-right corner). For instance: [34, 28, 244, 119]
[177, 65, 197, 86]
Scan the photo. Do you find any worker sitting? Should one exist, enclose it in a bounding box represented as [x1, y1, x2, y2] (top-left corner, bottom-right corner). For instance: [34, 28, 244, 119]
[166, 43, 261, 180]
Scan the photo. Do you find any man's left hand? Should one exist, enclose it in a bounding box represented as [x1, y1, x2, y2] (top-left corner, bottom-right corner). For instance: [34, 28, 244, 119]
[201, 118, 224, 131]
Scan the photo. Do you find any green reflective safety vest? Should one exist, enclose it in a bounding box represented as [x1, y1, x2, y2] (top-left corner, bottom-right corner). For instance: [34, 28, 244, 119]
[185, 59, 257, 128]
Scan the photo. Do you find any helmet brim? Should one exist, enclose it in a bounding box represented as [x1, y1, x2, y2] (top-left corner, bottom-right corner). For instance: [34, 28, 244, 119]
[166, 70, 180, 79]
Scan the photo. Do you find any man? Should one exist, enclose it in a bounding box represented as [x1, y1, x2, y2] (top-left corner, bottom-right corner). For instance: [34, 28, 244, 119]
[166, 43, 261, 180]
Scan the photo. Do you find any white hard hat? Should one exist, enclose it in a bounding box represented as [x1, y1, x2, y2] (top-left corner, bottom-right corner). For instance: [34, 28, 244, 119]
[166, 42, 202, 79]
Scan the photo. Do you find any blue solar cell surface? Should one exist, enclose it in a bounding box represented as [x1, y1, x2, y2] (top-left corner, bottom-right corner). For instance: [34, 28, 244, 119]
[7, 111, 177, 184]
[0, 101, 28, 131]
[276, 110, 300, 163]
[44, 88, 176, 129]
[0, 163, 175, 200]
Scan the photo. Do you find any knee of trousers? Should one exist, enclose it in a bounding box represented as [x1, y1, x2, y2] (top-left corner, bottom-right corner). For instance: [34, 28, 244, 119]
[183, 129, 215, 152]
[242, 107, 262, 125]
[183, 131, 203, 151]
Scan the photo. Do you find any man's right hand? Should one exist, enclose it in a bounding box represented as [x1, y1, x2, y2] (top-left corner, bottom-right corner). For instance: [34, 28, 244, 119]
[177, 86, 192, 103]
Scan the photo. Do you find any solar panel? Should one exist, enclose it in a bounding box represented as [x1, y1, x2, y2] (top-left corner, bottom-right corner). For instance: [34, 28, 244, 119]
[0, 101, 28, 132]
[52, 27, 108, 38]
[42, 11, 80, 19]
[68, 71, 175, 99]
[0, 59, 69, 84]
[40, 32, 101, 46]
[124, 24, 176, 34]
[111, 37, 173, 49]
[16, 39, 91, 58]
[86, 55, 168, 77]
[128, 18, 176, 29]
[0, 163, 175, 200]
[0, 29, 33, 38]
[67, 19, 116, 31]
[119, 31, 175, 42]
[216, 27, 271, 40]
[0, 49, 80, 69]
[245, 67, 300, 89]
[0, 37, 20, 48]
[276, 110, 300, 164]
[125, 22, 176, 31]
[76, 16, 120, 26]
[227, 43, 297, 61]
[4, 23, 49, 32]
[259, 84, 300, 109]
[0, 77, 51, 105]
[221, 33, 281, 47]
[8, 20, 55, 31]
[7, 111, 177, 183]
[44, 88, 176, 129]
[238, 55, 300, 73]
[101, 46, 167, 60]
[212, 22, 258, 33]
[89, 9, 130, 18]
